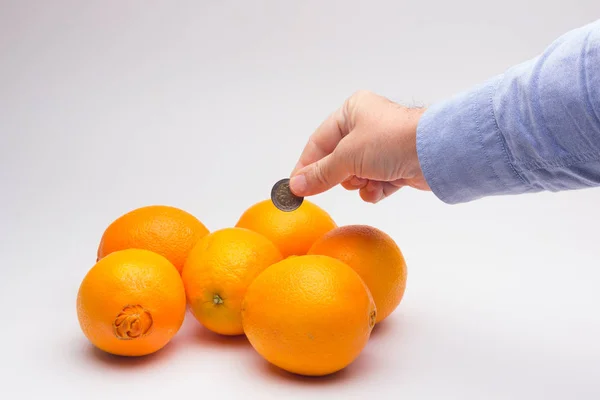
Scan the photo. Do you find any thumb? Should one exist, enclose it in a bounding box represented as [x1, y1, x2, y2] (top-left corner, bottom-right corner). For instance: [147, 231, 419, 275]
[289, 152, 349, 197]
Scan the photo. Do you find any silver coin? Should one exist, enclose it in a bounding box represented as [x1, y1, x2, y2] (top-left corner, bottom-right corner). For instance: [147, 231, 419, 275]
[271, 178, 303, 212]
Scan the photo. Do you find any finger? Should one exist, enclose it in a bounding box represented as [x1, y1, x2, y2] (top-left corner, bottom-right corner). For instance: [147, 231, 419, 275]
[359, 180, 384, 203]
[291, 108, 347, 176]
[359, 181, 403, 203]
[290, 151, 349, 196]
[389, 178, 408, 187]
[341, 176, 368, 191]
[341, 181, 356, 190]
[378, 182, 402, 201]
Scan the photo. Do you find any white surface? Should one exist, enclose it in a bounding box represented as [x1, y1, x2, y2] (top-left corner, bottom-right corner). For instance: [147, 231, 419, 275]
[1, 1, 599, 399]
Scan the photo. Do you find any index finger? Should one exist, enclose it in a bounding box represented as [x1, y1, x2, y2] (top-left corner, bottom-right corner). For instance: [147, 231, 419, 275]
[290, 107, 348, 177]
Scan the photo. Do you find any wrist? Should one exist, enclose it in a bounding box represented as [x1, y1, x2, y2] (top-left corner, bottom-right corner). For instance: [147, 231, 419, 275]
[403, 106, 431, 191]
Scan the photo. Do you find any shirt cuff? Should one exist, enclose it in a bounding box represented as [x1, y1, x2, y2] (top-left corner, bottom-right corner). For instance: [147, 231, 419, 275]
[416, 75, 531, 204]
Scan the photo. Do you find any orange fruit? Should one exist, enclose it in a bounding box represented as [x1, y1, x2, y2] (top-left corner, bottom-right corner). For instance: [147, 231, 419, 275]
[241, 255, 376, 376]
[182, 227, 283, 336]
[308, 225, 407, 323]
[235, 199, 336, 258]
[97, 205, 209, 274]
[76, 249, 187, 356]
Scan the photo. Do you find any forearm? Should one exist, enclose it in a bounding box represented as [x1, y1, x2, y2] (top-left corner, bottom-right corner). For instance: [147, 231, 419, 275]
[416, 19, 600, 204]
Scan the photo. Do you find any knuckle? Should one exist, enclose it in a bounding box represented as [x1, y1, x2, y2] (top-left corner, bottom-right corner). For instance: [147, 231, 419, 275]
[333, 144, 352, 166]
[313, 161, 331, 186]
[345, 90, 367, 114]
[337, 139, 365, 178]
[350, 89, 373, 100]
[333, 142, 357, 172]
[346, 90, 368, 110]
[344, 90, 377, 126]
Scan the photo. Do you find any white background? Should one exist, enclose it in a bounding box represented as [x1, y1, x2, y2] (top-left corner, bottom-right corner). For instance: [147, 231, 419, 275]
[1, 1, 599, 399]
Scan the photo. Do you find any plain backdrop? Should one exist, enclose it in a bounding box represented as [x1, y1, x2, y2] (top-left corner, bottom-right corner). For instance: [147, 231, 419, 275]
[1, 1, 599, 399]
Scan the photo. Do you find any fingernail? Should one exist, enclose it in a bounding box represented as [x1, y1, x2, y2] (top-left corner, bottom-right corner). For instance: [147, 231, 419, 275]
[290, 174, 307, 195]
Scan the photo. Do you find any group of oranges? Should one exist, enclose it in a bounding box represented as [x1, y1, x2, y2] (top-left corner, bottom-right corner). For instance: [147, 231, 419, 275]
[76, 198, 407, 376]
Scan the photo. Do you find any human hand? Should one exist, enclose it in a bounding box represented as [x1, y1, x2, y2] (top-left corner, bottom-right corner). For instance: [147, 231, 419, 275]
[289, 91, 431, 203]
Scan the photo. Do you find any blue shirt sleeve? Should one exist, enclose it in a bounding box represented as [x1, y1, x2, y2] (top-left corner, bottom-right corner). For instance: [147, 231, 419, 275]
[416, 19, 600, 204]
